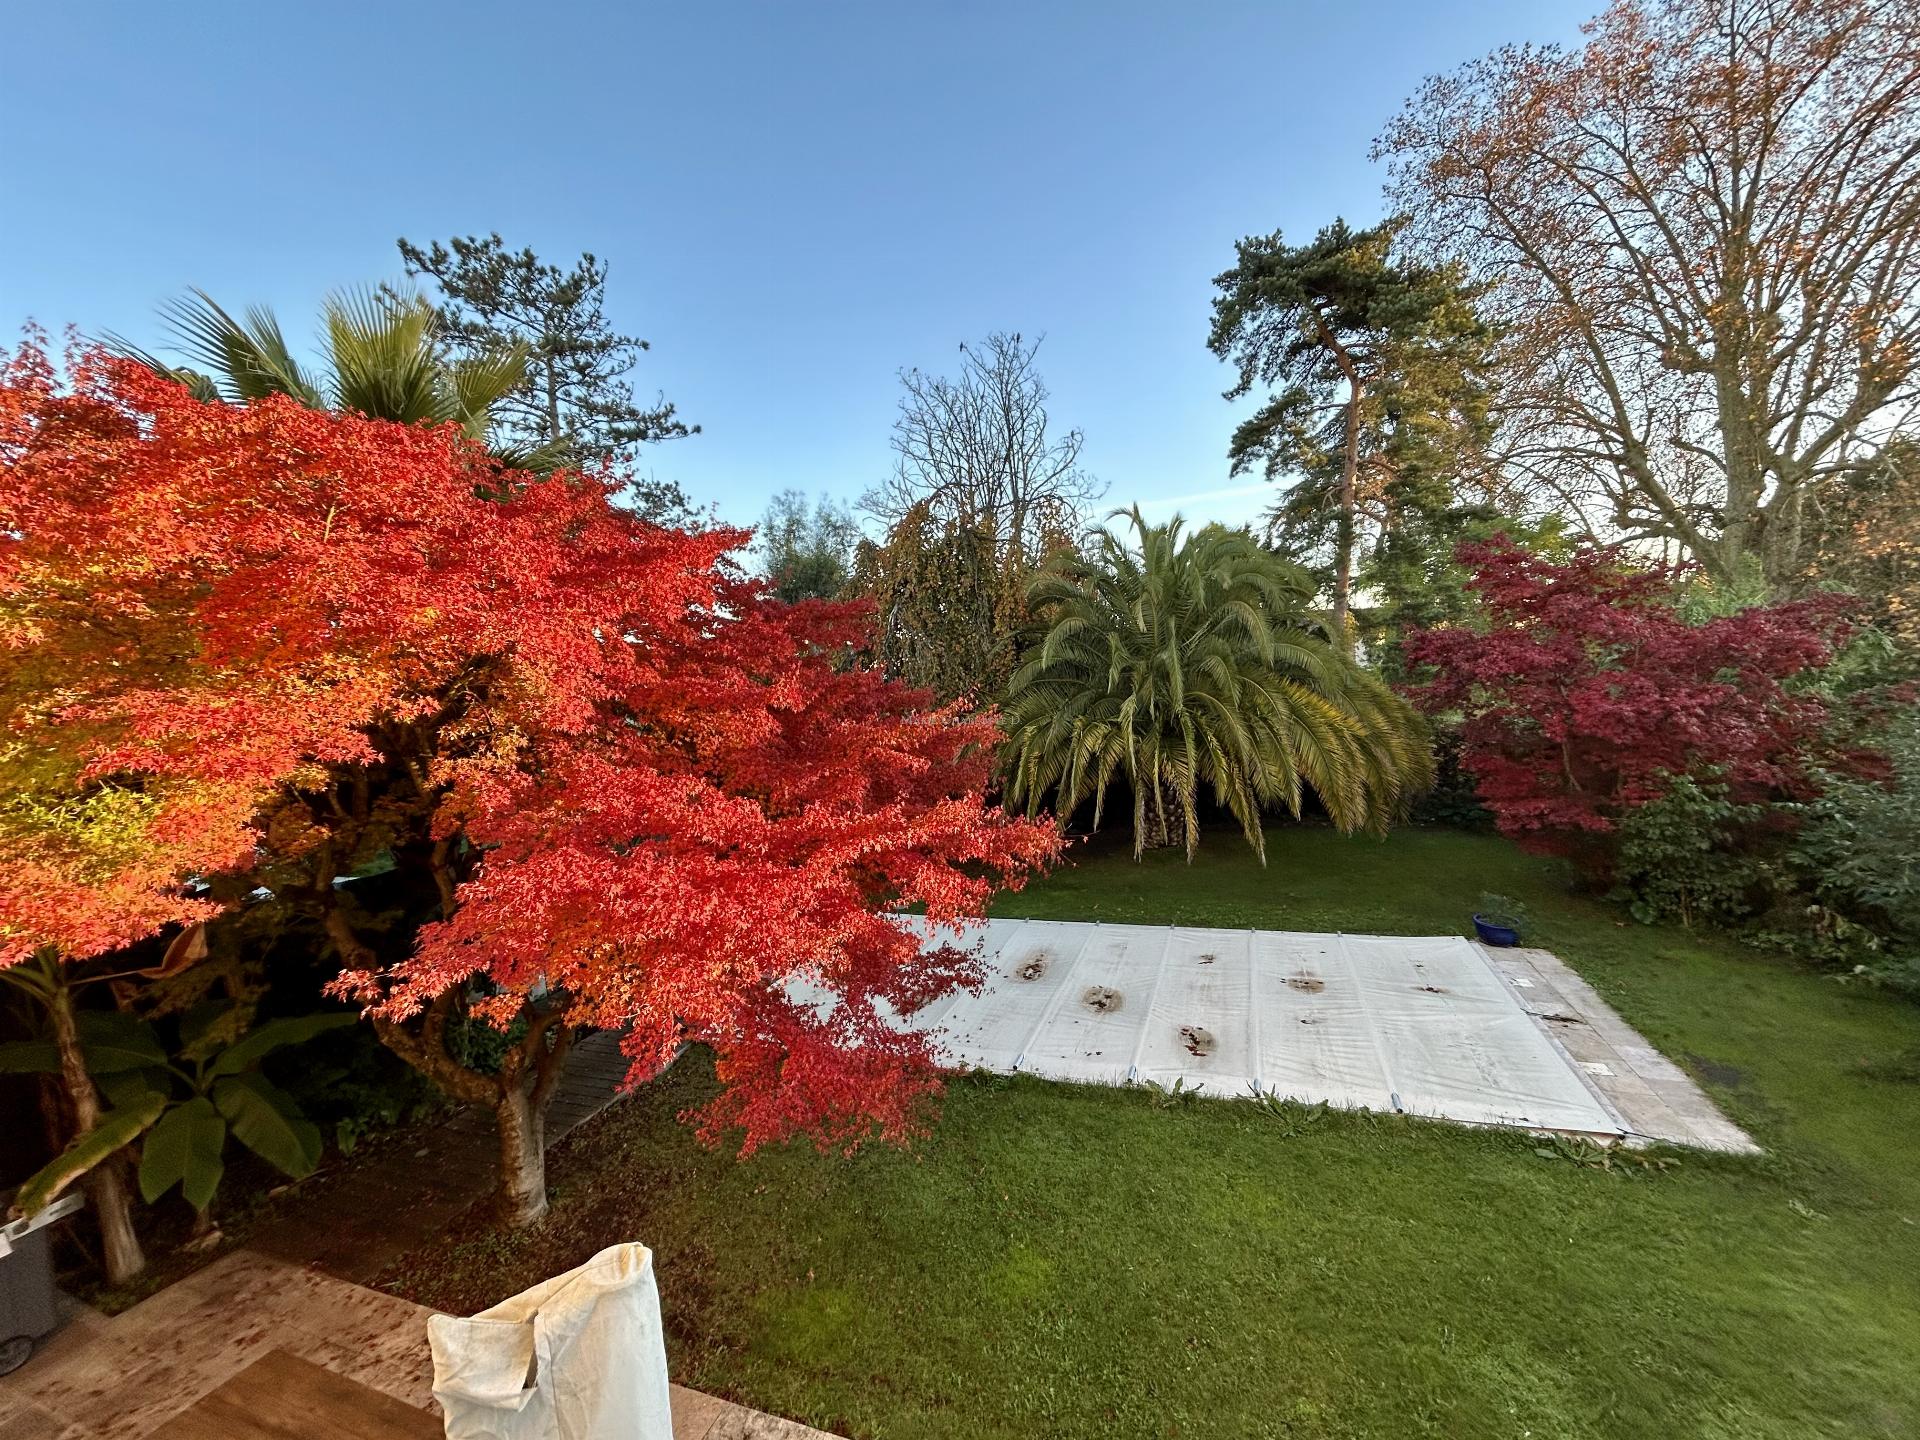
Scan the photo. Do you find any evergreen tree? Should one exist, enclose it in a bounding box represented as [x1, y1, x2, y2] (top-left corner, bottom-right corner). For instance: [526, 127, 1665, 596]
[1360, 504, 1572, 683]
[399, 233, 696, 520]
[1208, 217, 1492, 650]
[757, 489, 862, 602]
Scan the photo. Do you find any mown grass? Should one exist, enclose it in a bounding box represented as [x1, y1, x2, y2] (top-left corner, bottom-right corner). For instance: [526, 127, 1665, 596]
[383, 825, 1920, 1439]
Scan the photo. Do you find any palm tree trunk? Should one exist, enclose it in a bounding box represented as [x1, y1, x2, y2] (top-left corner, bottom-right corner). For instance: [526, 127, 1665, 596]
[1135, 769, 1180, 853]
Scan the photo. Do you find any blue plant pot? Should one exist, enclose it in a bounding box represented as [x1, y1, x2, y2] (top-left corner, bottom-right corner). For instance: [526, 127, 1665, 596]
[1473, 914, 1521, 947]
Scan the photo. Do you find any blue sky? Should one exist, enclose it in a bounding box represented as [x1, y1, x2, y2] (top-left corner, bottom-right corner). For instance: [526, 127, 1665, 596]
[1, 1, 1591, 537]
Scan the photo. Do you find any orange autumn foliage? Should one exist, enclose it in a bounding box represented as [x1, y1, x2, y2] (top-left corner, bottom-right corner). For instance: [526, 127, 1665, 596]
[0, 339, 1060, 1154]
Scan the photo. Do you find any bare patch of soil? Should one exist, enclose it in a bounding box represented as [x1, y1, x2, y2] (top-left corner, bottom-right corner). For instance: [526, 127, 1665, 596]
[1686, 1053, 1747, 1088]
[1082, 985, 1123, 1014]
[1285, 976, 1325, 993]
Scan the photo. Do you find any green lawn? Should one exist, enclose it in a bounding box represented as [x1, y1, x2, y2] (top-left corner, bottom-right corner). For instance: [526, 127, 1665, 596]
[383, 825, 1920, 1440]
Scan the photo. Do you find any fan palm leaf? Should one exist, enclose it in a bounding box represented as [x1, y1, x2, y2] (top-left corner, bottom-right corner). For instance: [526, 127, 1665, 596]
[130, 289, 324, 406]
[116, 287, 530, 457]
[322, 288, 449, 426]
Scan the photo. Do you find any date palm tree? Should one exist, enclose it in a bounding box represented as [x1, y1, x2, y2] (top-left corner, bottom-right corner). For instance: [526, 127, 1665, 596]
[117, 288, 534, 457]
[1001, 508, 1431, 860]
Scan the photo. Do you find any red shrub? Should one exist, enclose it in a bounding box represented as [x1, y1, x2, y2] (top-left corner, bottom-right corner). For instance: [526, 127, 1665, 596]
[1402, 537, 1848, 869]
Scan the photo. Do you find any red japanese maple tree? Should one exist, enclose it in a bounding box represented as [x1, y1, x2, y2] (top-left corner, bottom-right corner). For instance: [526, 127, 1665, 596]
[1, 341, 1060, 1224]
[1402, 537, 1846, 869]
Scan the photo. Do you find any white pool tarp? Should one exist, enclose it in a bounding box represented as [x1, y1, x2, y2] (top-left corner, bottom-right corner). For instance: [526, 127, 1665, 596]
[880, 917, 1622, 1137]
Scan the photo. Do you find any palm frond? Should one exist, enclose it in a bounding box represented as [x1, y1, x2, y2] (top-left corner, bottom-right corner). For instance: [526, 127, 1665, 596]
[157, 290, 321, 405]
[1004, 506, 1431, 859]
[323, 288, 448, 426]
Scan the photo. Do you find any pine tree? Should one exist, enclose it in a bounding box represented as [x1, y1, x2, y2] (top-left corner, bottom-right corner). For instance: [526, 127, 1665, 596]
[399, 233, 697, 519]
[1208, 217, 1492, 651]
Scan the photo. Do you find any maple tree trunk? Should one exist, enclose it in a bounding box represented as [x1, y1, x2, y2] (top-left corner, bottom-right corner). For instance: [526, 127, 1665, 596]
[494, 1084, 548, 1227]
[492, 1015, 575, 1228]
[327, 899, 577, 1231]
[45, 977, 146, 1284]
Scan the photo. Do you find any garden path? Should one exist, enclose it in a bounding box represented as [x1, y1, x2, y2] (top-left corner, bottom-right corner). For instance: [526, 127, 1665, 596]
[2, 1032, 843, 1438]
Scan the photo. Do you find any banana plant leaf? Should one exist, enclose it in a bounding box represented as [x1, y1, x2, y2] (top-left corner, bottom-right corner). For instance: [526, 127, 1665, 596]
[11, 1090, 168, 1218]
[0, 1021, 167, 1075]
[208, 1012, 357, 1078]
[76, 1011, 170, 1064]
[96, 1066, 171, 1110]
[138, 1097, 227, 1210]
[211, 1072, 322, 1179]
[177, 998, 240, 1059]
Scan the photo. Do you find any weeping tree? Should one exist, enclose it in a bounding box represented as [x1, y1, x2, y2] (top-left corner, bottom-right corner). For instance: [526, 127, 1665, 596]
[852, 501, 1061, 706]
[1001, 509, 1432, 860]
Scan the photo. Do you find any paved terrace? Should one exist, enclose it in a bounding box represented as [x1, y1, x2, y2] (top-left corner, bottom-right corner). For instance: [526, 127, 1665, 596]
[1486, 944, 1757, 1152]
[0, 1029, 839, 1439]
[0, 1249, 836, 1439]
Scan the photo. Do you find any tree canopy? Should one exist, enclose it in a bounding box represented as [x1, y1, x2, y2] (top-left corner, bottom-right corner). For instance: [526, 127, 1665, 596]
[1403, 536, 1848, 867]
[0, 342, 1059, 1222]
[1379, 0, 1920, 591]
[757, 489, 862, 603]
[865, 332, 1101, 570]
[400, 232, 697, 519]
[1208, 217, 1492, 648]
[119, 288, 528, 454]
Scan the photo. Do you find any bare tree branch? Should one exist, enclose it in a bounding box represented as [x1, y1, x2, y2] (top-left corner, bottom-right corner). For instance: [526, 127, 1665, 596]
[1378, 0, 1920, 589]
[863, 332, 1101, 567]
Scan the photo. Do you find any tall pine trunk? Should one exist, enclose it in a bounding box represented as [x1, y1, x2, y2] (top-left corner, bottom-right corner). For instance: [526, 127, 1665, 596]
[1332, 377, 1361, 657]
